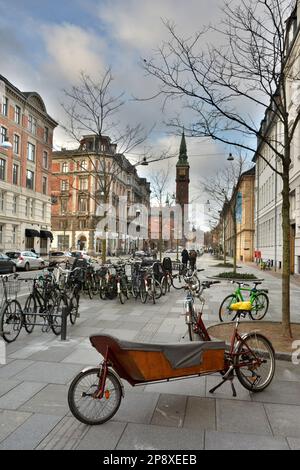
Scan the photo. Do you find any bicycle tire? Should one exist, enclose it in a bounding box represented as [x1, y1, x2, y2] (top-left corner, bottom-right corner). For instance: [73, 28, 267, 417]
[234, 332, 275, 392]
[50, 295, 67, 336]
[69, 294, 79, 325]
[219, 294, 239, 322]
[23, 294, 37, 333]
[171, 273, 185, 290]
[161, 276, 168, 295]
[154, 279, 162, 299]
[68, 367, 122, 425]
[250, 292, 269, 321]
[140, 282, 148, 304]
[0, 300, 23, 343]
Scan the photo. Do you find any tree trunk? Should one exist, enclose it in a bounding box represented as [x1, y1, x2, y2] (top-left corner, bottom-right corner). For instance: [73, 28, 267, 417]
[223, 222, 226, 264]
[101, 238, 107, 264]
[281, 163, 292, 338]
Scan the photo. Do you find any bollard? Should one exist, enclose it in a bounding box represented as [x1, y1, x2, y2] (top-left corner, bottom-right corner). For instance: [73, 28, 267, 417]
[61, 306, 68, 341]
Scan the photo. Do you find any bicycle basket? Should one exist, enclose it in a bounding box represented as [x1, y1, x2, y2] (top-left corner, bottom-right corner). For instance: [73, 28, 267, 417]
[2, 278, 22, 299]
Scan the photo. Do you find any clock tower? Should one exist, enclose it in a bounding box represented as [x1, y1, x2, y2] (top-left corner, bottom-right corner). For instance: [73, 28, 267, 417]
[176, 131, 190, 245]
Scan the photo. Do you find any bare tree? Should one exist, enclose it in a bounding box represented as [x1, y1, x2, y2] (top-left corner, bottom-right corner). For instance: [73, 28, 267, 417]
[149, 164, 171, 260]
[60, 68, 150, 262]
[202, 156, 250, 271]
[143, 0, 298, 337]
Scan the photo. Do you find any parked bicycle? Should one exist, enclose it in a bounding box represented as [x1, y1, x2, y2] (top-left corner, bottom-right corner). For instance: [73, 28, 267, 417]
[219, 281, 269, 322]
[0, 274, 23, 343]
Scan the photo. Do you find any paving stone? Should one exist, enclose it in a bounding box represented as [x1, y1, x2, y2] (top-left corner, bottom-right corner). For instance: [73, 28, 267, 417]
[144, 376, 206, 397]
[116, 423, 204, 450]
[19, 384, 69, 416]
[0, 382, 45, 410]
[0, 413, 62, 450]
[0, 410, 31, 442]
[216, 399, 272, 435]
[0, 380, 20, 398]
[184, 397, 216, 430]
[37, 416, 90, 450]
[101, 329, 137, 340]
[205, 430, 289, 450]
[27, 344, 78, 362]
[0, 360, 34, 379]
[287, 437, 300, 450]
[252, 380, 300, 406]
[274, 361, 300, 383]
[114, 390, 159, 424]
[76, 421, 127, 450]
[151, 393, 187, 428]
[62, 348, 101, 365]
[265, 404, 300, 438]
[14, 362, 82, 384]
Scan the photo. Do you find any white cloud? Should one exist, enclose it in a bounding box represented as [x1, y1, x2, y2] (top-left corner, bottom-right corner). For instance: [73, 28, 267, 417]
[41, 23, 106, 83]
[98, 0, 223, 52]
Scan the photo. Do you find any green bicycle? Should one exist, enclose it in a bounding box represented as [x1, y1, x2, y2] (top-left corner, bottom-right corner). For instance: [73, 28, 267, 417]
[219, 281, 269, 322]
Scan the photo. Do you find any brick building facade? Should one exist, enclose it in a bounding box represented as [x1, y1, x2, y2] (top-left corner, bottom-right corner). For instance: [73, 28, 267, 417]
[51, 135, 151, 255]
[0, 75, 57, 254]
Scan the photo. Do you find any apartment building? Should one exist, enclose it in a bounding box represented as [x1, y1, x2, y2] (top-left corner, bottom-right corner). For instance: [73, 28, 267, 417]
[51, 135, 151, 254]
[0, 75, 57, 254]
[254, 1, 300, 274]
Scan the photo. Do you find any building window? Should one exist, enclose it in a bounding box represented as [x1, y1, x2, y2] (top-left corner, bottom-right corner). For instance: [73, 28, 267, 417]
[61, 198, 68, 214]
[57, 235, 69, 250]
[13, 134, 20, 155]
[44, 127, 49, 143]
[42, 176, 47, 195]
[0, 225, 3, 244]
[12, 226, 17, 245]
[62, 162, 68, 173]
[26, 170, 34, 190]
[78, 197, 87, 212]
[0, 126, 7, 143]
[0, 158, 6, 181]
[43, 151, 48, 169]
[12, 195, 17, 214]
[79, 177, 88, 190]
[25, 198, 32, 217]
[0, 191, 4, 212]
[81, 160, 87, 171]
[61, 180, 69, 191]
[13, 164, 19, 185]
[15, 106, 21, 124]
[79, 219, 87, 229]
[27, 142, 35, 162]
[28, 115, 37, 134]
[2, 97, 8, 116]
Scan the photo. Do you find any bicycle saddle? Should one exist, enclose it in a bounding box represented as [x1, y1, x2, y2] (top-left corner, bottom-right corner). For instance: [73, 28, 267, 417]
[253, 281, 262, 285]
[229, 301, 252, 311]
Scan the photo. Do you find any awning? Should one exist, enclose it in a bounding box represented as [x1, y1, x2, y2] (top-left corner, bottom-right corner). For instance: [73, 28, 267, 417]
[40, 230, 53, 240]
[25, 229, 40, 238]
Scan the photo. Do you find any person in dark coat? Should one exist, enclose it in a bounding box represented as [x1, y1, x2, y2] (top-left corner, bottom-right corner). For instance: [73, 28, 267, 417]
[181, 248, 189, 268]
[189, 249, 197, 271]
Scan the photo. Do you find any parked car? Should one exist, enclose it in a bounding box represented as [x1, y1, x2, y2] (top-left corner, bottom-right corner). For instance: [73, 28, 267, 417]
[5, 251, 46, 271]
[49, 251, 74, 267]
[135, 250, 146, 258]
[70, 251, 90, 261]
[0, 253, 17, 274]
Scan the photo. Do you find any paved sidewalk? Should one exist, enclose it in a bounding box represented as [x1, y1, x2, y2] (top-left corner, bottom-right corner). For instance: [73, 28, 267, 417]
[0, 254, 300, 450]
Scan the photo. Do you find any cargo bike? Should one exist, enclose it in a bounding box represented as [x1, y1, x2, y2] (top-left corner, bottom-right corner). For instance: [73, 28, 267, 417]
[68, 300, 275, 425]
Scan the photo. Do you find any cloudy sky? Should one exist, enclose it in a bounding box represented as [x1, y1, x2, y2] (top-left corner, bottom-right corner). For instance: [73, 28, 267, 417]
[0, 0, 246, 224]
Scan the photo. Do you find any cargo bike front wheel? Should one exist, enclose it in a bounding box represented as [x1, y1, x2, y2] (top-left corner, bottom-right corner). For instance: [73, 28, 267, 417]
[68, 367, 123, 425]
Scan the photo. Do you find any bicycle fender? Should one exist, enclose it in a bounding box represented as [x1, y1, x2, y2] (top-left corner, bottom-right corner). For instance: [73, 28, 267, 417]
[233, 331, 270, 354]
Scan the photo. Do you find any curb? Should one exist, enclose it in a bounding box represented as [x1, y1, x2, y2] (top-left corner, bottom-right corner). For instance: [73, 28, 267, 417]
[207, 321, 296, 362]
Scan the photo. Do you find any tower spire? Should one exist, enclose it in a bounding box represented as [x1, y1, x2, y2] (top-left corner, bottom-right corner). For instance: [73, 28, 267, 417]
[177, 130, 188, 166]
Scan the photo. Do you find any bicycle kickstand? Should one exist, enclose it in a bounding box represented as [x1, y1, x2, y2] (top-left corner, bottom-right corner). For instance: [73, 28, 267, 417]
[209, 367, 237, 398]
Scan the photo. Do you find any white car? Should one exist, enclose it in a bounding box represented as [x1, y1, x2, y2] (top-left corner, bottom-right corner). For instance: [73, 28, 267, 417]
[5, 251, 47, 271]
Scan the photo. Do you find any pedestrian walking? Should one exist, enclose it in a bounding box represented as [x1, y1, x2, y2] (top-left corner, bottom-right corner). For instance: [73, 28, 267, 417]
[181, 248, 189, 269]
[189, 249, 197, 271]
